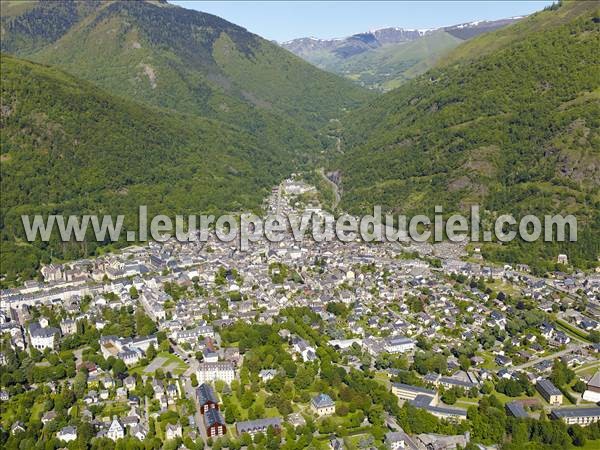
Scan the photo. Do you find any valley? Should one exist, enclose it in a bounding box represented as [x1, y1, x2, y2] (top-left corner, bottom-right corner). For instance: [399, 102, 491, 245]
[0, 2, 599, 448]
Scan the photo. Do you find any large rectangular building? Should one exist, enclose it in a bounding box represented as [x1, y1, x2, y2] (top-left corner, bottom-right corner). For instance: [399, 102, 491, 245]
[506, 401, 528, 419]
[536, 379, 563, 406]
[197, 362, 235, 384]
[204, 409, 226, 437]
[551, 407, 600, 426]
[391, 383, 437, 402]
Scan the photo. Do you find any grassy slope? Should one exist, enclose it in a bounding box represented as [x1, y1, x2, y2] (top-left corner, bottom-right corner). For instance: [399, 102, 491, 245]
[439, 0, 598, 66]
[0, 55, 303, 281]
[0, 0, 102, 55]
[335, 1, 600, 272]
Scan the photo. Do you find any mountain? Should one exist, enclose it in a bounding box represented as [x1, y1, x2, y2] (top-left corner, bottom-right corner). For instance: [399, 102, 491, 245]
[281, 18, 522, 91]
[0, 54, 306, 280]
[1, 0, 372, 133]
[313, 31, 464, 92]
[283, 28, 427, 58]
[0, 0, 374, 281]
[332, 1, 600, 273]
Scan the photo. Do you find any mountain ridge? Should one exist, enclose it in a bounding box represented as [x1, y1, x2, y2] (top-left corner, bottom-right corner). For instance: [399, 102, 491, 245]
[2, 0, 372, 133]
[333, 0, 600, 272]
[280, 17, 523, 90]
[0, 0, 373, 281]
[0, 53, 308, 281]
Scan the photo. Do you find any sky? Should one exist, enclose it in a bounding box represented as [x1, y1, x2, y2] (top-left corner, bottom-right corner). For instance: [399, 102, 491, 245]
[169, 1, 555, 42]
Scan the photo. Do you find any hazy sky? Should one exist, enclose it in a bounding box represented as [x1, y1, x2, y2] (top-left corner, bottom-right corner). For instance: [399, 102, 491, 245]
[169, 1, 555, 42]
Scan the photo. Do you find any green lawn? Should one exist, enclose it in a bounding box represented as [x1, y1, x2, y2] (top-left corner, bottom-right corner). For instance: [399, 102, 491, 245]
[490, 390, 546, 406]
[574, 360, 600, 377]
[579, 439, 600, 450]
[129, 351, 188, 376]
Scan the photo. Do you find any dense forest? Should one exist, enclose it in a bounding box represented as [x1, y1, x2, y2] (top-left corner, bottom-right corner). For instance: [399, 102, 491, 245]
[2, 0, 372, 135]
[0, 0, 372, 282]
[334, 1, 600, 273]
[0, 55, 311, 281]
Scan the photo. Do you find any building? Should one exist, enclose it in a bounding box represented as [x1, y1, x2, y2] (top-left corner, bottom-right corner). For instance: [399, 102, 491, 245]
[196, 383, 219, 414]
[60, 319, 77, 335]
[173, 325, 214, 344]
[287, 412, 306, 428]
[583, 371, 600, 403]
[204, 408, 226, 437]
[57, 426, 77, 442]
[506, 401, 529, 419]
[410, 395, 467, 422]
[236, 417, 282, 436]
[124, 376, 137, 391]
[536, 379, 563, 406]
[11, 421, 26, 435]
[391, 383, 437, 402]
[28, 321, 60, 350]
[292, 336, 317, 362]
[551, 407, 600, 426]
[311, 394, 335, 416]
[107, 416, 125, 441]
[42, 411, 58, 425]
[385, 429, 420, 450]
[130, 424, 147, 440]
[99, 335, 158, 366]
[384, 336, 416, 354]
[165, 423, 182, 440]
[259, 369, 278, 382]
[437, 375, 477, 391]
[197, 362, 235, 384]
[415, 433, 470, 450]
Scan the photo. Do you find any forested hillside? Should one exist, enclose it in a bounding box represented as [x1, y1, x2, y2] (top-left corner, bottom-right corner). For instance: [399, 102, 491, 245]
[335, 1, 600, 273]
[0, 0, 374, 282]
[0, 55, 305, 281]
[1, 0, 372, 133]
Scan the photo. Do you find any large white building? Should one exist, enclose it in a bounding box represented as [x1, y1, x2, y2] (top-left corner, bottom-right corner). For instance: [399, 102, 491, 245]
[197, 362, 235, 384]
[28, 321, 60, 351]
[551, 407, 600, 426]
[384, 335, 415, 354]
[99, 335, 158, 366]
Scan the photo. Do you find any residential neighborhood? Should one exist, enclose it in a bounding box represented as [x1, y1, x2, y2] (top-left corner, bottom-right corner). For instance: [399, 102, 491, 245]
[1, 179, 599, 449]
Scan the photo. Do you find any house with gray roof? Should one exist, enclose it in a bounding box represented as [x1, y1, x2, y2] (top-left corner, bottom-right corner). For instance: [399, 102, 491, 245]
[236, 417, 281, 436]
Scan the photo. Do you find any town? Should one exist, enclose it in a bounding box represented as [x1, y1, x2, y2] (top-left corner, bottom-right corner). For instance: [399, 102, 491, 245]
[1, 178, 599, 450]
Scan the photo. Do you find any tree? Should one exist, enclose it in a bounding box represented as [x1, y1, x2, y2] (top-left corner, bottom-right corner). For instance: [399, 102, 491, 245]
[441, 389, 458, 405]
[550, 359, 575, 387]
[294, 367, 314, 390]
[336, 404, 349, 416]
[240, 433, 252, 447]
[159, 339, 171, 353]
[569, 425, 586, 447]
[147, 344, 157, 361]
[572, 380, 586, 393]
[73, 370, 88, 398]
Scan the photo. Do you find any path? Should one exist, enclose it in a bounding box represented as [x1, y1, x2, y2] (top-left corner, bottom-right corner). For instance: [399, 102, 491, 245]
[318, 167, 341, 209]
